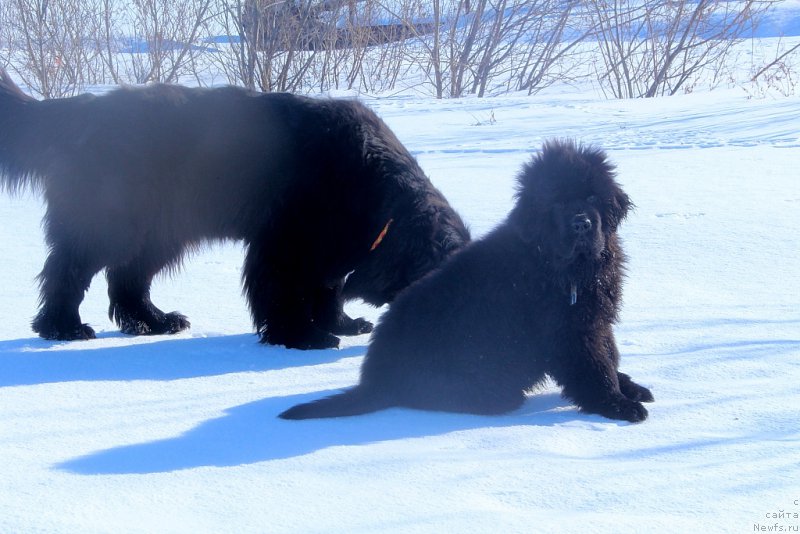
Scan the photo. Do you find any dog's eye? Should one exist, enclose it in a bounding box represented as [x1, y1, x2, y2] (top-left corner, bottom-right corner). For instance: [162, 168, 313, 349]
[587, 195, 598, 204]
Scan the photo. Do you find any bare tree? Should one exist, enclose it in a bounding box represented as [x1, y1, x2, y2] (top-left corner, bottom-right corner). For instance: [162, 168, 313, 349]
[213, 0, 433, 93]
[333, 0, 432, 93]
[403, 0, 589, 98]
[0, 0, 99, 97]
[587, 0, 777, 98]
[511, 1, 589, 95]
[91, 0, 126, 84]
[216, 0, 330, 92]
[751, 38, 799, 83]
[473, 0, 589, 96]
[121, 0, 216, 84]
[1, 0, 789, 98]
[428, 0, 445, 98]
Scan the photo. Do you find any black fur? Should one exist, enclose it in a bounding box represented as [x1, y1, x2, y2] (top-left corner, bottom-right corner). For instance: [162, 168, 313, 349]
[280, 140, 654, 421]
[0, 69, 469, 349]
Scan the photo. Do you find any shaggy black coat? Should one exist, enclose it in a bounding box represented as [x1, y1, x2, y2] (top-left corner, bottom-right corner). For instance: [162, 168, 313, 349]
[280, 140, 654, 421]
[0, 70, 469, 349]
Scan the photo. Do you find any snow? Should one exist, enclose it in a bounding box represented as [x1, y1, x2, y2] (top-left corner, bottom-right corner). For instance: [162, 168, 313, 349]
[2, 67, 800, 534]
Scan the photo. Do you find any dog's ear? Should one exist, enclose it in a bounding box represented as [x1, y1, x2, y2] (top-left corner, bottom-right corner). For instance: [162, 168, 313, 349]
[438, 225, 468, 255]
[617, 191, 633, 218]
[426, 202, 470, 255]
[511, 156, 545, 243]
[608, 190, 634, 230]
[508, 204, 538, 243]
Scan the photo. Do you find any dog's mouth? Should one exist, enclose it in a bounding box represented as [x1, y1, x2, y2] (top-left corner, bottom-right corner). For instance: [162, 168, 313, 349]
[574, 239, 592, 254]
[560, 239, 598, 261]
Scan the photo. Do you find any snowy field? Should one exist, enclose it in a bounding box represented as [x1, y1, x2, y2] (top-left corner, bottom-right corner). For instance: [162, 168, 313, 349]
[1, 61, 800, 533]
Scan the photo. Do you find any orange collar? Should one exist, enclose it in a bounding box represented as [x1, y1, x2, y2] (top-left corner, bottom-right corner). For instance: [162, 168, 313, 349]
[370, 219, 394, 251]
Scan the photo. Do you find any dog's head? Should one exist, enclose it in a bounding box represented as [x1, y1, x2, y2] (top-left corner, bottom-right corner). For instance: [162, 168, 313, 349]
[510, 140, 632, 269]
[343, 200, 470, 306]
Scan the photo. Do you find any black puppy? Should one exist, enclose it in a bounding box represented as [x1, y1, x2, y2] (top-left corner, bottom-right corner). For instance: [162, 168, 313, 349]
[0, 70, 468, 349]
[281, 140, 653, 421]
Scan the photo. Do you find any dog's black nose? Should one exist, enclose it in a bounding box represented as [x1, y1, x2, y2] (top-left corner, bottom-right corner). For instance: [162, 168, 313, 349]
[572, 215, 592, 234]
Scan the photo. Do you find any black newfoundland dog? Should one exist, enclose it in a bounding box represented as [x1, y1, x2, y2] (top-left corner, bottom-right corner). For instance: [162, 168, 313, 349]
[0, 70, 469, 349]
[281, 140, 654, 422]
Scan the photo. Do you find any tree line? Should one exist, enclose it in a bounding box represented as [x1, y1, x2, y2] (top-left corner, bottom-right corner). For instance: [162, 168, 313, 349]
[0, 0, 794, 99]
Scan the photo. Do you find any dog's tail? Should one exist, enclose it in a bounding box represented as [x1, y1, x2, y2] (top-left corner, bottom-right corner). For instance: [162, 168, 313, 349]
[279, 385, 395, 420]
[0, 69, 35, 104]
[0, 69, 40, 193]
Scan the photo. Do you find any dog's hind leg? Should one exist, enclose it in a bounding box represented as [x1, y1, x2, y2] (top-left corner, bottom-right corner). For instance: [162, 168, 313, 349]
[443, 388, 527, 416]
[32, 245, 102, 340]
[399, 376, 527, 415]
[107, 248, 190, 336]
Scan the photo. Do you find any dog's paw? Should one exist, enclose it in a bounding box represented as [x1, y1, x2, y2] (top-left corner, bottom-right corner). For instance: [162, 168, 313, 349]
[349, 317, 374, 335]
[119, 317, 151, 335]
[72, 323, 96, 340]
[618, 373, 655, 403]
[44, 325, 96, 341]
[627, 384, 655, 403]
[163, 312, 190, 334]
[116, 309, 190, 336]
[33, 318, 96, 341]
[607, 397, 649, 423]
[585, 395, 649, 423]
[330, 316, 373, 336]
[264, 329, 340, 350]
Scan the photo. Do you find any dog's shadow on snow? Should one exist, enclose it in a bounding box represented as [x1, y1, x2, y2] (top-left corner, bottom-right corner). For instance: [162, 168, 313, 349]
[0, 333, 362, 386]
[57, 390, 583, 475]
[0, 333, 610, 474]
[0, 333, 589, 474]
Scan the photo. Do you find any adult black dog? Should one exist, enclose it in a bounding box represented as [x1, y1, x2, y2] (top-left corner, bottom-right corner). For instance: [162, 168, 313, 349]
[281, 140, 654, 422]
[0, 70, 468, 349]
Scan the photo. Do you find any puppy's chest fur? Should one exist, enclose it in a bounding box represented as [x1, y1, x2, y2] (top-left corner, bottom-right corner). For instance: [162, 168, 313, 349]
[515, 252, 620, 322]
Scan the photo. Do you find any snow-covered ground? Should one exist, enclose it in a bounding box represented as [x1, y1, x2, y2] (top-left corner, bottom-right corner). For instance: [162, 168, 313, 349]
[1, 75, 799, 532]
